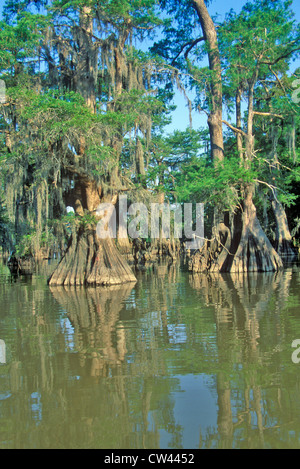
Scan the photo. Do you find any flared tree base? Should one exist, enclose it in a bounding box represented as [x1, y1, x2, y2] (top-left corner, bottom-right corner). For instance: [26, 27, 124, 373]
[229, 226, 283, 273]
[189, 203, 284, 274]
[48, 227, 137, 286]
[275, 239, 298, 262]
[188, 223, 231, 273]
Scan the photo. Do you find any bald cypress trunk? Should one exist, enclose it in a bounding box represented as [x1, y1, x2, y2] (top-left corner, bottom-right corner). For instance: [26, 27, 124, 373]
[48, 228, 136, 286]
[75, 6, 98, 113]
[189, 46, 283, 273]
[269, 127, 297, 261]
[48, 6, 136, 286]
[228, 185, 283, 272]
[191, 0, 224, 164]
[49, 176, 136, 286]
[227, 76, 283, 272]
[271, 194, 297, 261]
[188, 0, 227, 271]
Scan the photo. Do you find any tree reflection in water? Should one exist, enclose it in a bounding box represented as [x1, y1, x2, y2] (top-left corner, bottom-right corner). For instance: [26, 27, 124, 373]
[50, 285, 134, 376]
[190, 269, 300, 449]
[49, 277, 182, 449]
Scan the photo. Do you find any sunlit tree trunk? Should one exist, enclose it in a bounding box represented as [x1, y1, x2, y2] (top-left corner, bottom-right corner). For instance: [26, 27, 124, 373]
[49, 177, 136, 286]
[188, 0, 228, 272]
[269, 127, 297, 260]
[49, 6, 136, 286]
[229, 75, 283, 272]
[271, 193, 297, 260]
[191, 0, 224, 165]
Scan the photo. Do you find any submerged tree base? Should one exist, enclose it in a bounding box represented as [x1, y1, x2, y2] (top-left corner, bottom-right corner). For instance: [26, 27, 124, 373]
[229, 224, 283, 273]
[189, 191, 284, 274]
[7, 256, 35, 276]
[275, 239, 298, 262]
[271, 197, 298, 261]
[188, 223, 232, 273]
[48, 227, 137, 286]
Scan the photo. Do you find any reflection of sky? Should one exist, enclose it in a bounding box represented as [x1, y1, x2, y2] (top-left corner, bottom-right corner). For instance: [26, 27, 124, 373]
[158, 374, 218, 449]
[60, 318, 75, 350]
[0, 339, 5, 364]
[31, 392, 42, 424]
[60, 317, 75, 351]
[167, 324, 187, 345]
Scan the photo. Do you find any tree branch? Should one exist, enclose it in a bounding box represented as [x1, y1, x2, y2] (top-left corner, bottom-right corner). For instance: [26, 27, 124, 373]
[261, 47, 300, 66]
[253, 111, 283, 119]
[222, 120, 247, 137]
[268, 66, 287, 95]
[171, 36, 205, 65]
[254, 179, 279, 201]
[184, 36, 205, 59]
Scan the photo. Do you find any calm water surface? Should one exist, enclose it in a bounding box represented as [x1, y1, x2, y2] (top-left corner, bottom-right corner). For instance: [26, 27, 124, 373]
[0, 260, 300, 449]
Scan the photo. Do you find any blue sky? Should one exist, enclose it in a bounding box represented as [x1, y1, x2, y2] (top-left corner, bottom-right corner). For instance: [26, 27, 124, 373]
[0, 0, 299, 133]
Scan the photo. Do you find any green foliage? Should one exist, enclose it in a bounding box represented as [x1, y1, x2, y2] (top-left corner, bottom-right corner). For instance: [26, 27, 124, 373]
[0, 199, 13, 250]
[15, 230, 55, 257]
[0, 12, 49, 70]
[144, 128, 207, 201]
[79, 211, 98, 228]
[175, 154, 256, 210]
[0, 0, 299, 256]
[51, 0, 162, 37]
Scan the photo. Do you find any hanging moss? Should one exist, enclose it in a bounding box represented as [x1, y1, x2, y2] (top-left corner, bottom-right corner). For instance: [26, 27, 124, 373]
[135, 137, 145, 177]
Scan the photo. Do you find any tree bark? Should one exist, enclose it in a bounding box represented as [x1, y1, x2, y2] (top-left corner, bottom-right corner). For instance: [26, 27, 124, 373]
[268, 126, 297, 260]
[191, 0, 224, 164]
[271, 194, 297, 260]
[190, 65, 283, 272]
[49, 176, 136, 286]
[191, 0, 225, 251]
[75, 6, 98, 113]
[236, 86, 244, 162]
[189, 222, 231, 272]
[49, 171, 136, 286]
[48, 227, 136, 286]
[228, 185, 283, 272]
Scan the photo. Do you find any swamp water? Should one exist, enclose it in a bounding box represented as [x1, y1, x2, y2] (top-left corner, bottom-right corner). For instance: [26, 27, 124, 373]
[0, 260, 300, 449]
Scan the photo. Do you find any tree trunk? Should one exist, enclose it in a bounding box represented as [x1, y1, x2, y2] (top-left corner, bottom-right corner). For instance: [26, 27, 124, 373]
[268, 126, 297, 261]
[188, 222, 231, 273]
[191, 0, 224, 163]
[236, 86, 244, 162]
[227, 85, 283, 272]
[75, 6, 98, 113]
[228, 185, 283, 272]
[190, 69, 284, 273]
[48, 7, 137, 286]
[48, 227, 136, 286]
[49, 175, 136, 286]
[189, 0, 226, 262]
[271, 194, 297, 260]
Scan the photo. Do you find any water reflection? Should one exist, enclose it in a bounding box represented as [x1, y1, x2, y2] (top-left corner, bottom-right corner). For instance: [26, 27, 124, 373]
[49, 278, 183, 449]
[190, 269, 300, 449]
[0, 263, 300, 448]
[50, 285, 135, 376]
[0, 339, 5, 364]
